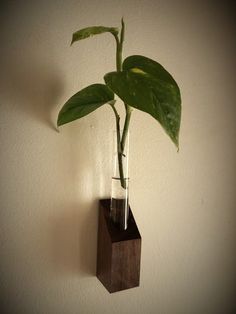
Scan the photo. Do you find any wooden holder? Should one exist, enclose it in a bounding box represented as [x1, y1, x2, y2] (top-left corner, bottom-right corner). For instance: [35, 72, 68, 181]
[96, 199, 141, 293]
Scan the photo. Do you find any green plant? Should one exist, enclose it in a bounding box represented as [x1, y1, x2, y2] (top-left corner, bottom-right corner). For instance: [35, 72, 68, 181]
[57, 19, 181, 189]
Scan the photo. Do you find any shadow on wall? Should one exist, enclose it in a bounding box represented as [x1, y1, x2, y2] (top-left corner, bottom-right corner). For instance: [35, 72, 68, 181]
[0, 49, 64, 131]
[0, 45, 100, 277]
[49, 199, 99, 277]
[0, 15, 110, 277]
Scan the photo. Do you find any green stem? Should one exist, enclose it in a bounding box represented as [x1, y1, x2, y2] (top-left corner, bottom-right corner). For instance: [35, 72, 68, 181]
[110, 104, 126, 189]
[121, 106, 132, 153]
[119, 19, 132, 154]
[113, 17, 124, 72]
[111, 18, 132, 189]
[114, 34, 122, 72]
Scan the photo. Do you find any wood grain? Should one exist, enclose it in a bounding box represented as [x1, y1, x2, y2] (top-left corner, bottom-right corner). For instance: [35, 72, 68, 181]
[96, 199, 141, 293]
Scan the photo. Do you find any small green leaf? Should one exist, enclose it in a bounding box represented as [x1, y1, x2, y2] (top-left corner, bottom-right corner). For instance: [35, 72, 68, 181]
[57, 84, 114, 127]
[104, 55, 181, 148]
[71, 26, 118, 45]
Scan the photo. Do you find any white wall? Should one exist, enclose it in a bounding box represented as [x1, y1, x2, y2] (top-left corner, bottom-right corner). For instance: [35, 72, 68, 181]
[0, 1, 235, 313]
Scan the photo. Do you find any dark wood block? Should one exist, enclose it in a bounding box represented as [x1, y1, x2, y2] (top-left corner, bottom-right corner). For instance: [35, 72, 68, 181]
[96, 199, 141, 293]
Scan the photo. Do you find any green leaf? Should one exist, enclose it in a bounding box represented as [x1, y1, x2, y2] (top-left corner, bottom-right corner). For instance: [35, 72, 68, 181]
[57, 84, 114, 127]
[104, 55, 181, 148]
[71, 26, 118, 45]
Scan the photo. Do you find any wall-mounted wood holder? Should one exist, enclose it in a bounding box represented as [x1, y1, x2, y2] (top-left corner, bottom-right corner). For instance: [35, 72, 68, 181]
[96, 199, 141, 293]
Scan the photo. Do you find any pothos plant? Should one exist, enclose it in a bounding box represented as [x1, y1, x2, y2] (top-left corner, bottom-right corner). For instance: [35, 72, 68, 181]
[57, 19, 181, 189]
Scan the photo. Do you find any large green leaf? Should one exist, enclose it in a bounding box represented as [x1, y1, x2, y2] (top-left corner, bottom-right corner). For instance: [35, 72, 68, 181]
[71, 26, 118, 45]
[104, 55, 181, 148]
[123, 55, 179, 88]
[57, 84, 114, 127]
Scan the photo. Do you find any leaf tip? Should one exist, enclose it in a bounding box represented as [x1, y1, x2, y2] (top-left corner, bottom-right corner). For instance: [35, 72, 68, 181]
[170, 134, 180, 152]
[108, 99, 116, 106]
[70, 35, 75, 46]
[175, 139, 180, 152]
[56, 119, 61, 132]
[57, 116, 63, 128]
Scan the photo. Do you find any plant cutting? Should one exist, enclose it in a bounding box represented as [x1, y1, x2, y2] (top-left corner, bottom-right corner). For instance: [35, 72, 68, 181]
[57, 19, 181, 230]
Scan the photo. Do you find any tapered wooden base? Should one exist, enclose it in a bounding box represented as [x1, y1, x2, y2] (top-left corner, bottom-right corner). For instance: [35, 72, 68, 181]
[96, 199, 141, 293]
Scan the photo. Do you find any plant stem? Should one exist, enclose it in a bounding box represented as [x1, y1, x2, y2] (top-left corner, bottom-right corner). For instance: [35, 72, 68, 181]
[121, 106, 132, 153]
[112, 18, 132, 189]
[114, 34, 122, 72]
[119, 19, 132, 163]
[110, 104, 126, 189]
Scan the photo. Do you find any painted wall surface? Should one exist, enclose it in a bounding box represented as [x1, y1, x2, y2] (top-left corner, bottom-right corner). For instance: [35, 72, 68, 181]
[0, 1, 235, 313]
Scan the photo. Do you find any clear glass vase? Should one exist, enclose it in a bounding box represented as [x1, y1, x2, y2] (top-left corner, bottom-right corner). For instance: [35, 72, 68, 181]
[110, 129, 129, 230]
